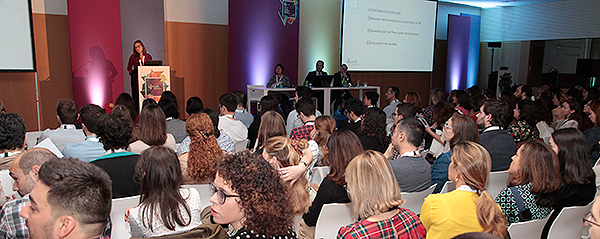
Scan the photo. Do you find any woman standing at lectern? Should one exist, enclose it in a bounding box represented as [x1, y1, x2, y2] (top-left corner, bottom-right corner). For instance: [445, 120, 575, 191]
[127, 40, 152, 111]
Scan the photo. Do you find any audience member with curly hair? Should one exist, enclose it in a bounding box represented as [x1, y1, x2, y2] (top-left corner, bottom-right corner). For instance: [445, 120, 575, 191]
[211, 151, 297, 238]
[178, 113, 224, 184]
[93, 112, 140, 198]
[129, 104, 176, 154]
[126, 146, 202, 237]
[358, 107, 389, 153]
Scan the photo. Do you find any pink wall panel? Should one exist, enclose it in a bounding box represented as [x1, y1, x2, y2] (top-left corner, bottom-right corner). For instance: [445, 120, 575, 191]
[68, 0, 123, 107]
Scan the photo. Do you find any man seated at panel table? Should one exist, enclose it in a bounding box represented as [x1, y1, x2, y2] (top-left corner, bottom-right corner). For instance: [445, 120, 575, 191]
[304, 60, 327, 86]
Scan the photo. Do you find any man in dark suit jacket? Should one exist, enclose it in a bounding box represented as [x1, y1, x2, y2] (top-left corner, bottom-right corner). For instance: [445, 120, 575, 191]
[339, 98, 364, 135]
[304, 60, 327, 86]
[476, 99, 517, 171]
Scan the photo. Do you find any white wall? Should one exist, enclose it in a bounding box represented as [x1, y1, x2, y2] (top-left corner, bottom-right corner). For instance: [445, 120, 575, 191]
[481, 0, 600, 42]
[164, 0, 227, 24]
[436, 2, 480, 40]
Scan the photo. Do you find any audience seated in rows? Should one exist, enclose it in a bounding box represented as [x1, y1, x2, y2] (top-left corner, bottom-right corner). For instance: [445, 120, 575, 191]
[383, 86, 401, 124]
[253, 111, 286, 154]
[338, 150, 427, 238]
[362, 91, 379, 109]
[38, 98, 85, 150]
[211, 151, 298, 238]
[431, 113, 479, 193]
[232, 91, 253, 128]
[0, 113, 26, 170]
[20, 157, 112, 239]
[181, 113, 223, 184]
[359, 107, 388, 153]
[159, 92, 188, 144]
[217, 93, 248, 147]
[385, 118, 430, 192]
[287, 87, 322, 136]
[586, 99, 600, 162]
[422, 88, 444, 125]
[177, 108, 234, 155]
[476, 99, 517, 171]
[403, 91, 423, 113]
[338, 98, 363, 135]
[555, 98, 582, 130]
[262, 137, 311, 218]
[421, 141, 507, 239]
[507, 99, 540, 145]
[290, 97, 317, 141]
[92, 112, 139, 198]
[449, 90, 471, 116]
[495, 141, 562, 225]
[126, 146, 202, 237]
[301, 129, 362, 238]
[247, 96, 283, 150]
[129, 104, 177, 154]
[306, 115, 336, 167]
[62, 104, 106, 162]
[0, 148, 57, 239]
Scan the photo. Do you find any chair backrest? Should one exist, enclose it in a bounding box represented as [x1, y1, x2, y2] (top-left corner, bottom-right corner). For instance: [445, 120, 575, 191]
[233, 139, 249, 153]
[400, 184, 436, 214]
[25, 131, 43, 149]
[507, 211, 553, 239]
[181, 184, 212, 210]
[0, 170, 19, 199]
[440, 181, 455, 194]
[486, 170, 509, 198]
[310, 166, 331, 186]
[110, 195, 140, 239]
[547, 202, 594, 239]
[593, 165, 600, 187]
[314, 203, 354, 239]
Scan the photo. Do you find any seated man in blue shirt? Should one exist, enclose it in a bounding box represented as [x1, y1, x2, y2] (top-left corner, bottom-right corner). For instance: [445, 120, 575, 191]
[62, 104, 106, 162]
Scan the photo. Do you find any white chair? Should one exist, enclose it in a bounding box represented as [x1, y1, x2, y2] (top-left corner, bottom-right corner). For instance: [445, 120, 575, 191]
[310, 166, 331, 186]
[233, 139, 249, 153]
[440, 181, 455, 194]
[181, 184, 212, 210]
[25, 131, 43, 149]
[507, 211, 553, 239]
[0, 170, 18, 198]
[401, 184, 436, 214]
[110, 195, 140, 239]
[486, 170, 509, 198]
[314, 203, 354, 239]
[547, 201, 594, 239]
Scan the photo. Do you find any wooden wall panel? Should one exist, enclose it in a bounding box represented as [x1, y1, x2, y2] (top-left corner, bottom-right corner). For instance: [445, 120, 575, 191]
[35, 13, 73, 130]
[165, 22, 228, 118]
[0, 13, 72, 132]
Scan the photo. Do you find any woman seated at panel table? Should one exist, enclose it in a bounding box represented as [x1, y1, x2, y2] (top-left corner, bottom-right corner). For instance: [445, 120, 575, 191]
[421, 142, 507, 239]
[211, 151, 298, 238]
[337, 150, 426, 238]
[267, 64, 291, 88]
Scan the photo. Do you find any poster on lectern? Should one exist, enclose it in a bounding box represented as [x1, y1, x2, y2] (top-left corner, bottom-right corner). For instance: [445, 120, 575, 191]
[137, 66, 171, 110]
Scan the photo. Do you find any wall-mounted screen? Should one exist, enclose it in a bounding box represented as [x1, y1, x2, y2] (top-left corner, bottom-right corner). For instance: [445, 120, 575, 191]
[0, 0, 36, 72]
[341, 0, 437, 71]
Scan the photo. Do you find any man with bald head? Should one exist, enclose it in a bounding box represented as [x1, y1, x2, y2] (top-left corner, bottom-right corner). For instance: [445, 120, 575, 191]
[0, 148, 57, 239]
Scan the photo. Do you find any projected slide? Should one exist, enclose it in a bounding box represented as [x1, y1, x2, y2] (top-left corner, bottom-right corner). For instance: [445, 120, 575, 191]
[341, 0, 437, 71]
[0, 0, 36, 71]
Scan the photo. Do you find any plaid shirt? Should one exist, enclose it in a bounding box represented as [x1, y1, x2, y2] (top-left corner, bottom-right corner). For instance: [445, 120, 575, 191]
[0, 195, 29, 239]
[337, 207, 426, 239]
[290, 121, 314, 141]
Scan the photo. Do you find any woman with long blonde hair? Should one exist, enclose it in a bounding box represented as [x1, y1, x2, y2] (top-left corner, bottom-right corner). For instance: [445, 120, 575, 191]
[262, 136, 311, 216]
[421, 141, 507, 238]
[337, 150, 426, 238]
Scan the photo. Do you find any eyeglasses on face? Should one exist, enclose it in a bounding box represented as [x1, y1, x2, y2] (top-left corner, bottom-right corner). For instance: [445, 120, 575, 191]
[209, 182, 240, 205]
[584, 211, 600, 228]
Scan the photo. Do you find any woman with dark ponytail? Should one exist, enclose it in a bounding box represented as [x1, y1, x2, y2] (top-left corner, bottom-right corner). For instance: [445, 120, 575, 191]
[421, 141, 507, 238]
